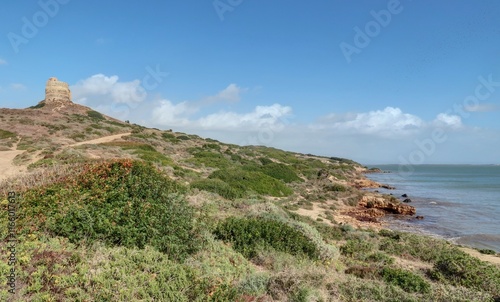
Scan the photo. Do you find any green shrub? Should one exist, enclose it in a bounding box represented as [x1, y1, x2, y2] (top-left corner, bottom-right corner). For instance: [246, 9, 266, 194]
[214, 217, 320, 260]
[202, 143, 220, 151]
[341, 239, 375, 260]
[379, 231, 452, 262]
[185, 234, 254, 286]
[177, 135, 190, 140]
[161, 132, 180, 143]
[209, 168, 293, 197]
[231, 153, 245, 162]
[133, 149, 172, 166]
[378, 229, 401, 240]
[381, 267, 430, 293]
[102, 141, 173, 166]
[161, 132, 176, 139]
[309, 222, 344, 241]
[187, 150, 232, 169]
[256, 147, 302, 165]
[84, 245, 195, 301]
[18, 160, 197, 261]
[87, 110, 105, 120]
[254, 206, 339, 260]
[105, 120, 128, 127]
[0, 235, 89, 301]
[258, 163, 303, 183]
[429, 251, 500, 296]
[338, 277, 417, 302]
[366, 252, 395, 265]
[0, 129, 16, 139]
[290, 286, 317, 302]
[70, 133, 86, 141]
[345, 265, 380, 279]
[28, 158, 58, 169]
[191, 178, 243, 200]
[41, 123, 68, 132]
[28, 101, 46, 109]
[237, 273, 270, 296]
[18, 118, 35, 125]
[259, 157, 274, 165]
[324, 183, 348, 192]
[479, 249, 497, 255]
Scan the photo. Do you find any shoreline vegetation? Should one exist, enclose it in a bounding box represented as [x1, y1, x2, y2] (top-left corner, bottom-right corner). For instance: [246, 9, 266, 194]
[1, 104, 500, 301]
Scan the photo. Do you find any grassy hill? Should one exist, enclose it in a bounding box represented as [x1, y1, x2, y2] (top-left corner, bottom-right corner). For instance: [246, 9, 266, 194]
[1, 101, 499, 301]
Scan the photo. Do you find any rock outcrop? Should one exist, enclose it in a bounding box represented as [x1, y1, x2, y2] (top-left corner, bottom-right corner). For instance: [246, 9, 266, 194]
[359, 194, 416, 216]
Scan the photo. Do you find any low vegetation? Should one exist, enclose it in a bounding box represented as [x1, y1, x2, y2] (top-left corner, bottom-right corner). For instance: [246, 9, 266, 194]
[13, 160, 197, 260]
[0, 129, 16, 140]
[1, 107, 499, 301]
[214, 216, 321, 260]
[209, 167, 294, 197]
[87, 110, 106, 121]
[101, 141, 173, 166]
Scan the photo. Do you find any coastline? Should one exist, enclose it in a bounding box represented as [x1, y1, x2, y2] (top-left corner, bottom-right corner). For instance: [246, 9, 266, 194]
[335, 170, 500, 266]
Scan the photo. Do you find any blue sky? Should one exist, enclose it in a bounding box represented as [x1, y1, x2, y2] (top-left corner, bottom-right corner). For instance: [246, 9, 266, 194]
[1, 0, 499, 164]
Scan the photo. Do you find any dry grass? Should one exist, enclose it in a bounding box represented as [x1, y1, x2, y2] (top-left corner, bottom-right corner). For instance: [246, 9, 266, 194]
[0, 161, 92, 197]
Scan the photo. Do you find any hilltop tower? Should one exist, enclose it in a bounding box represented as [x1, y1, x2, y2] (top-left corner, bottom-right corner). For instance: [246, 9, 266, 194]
[45, 77, 72, 104]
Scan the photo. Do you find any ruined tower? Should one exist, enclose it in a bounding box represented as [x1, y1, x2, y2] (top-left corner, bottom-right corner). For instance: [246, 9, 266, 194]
[45, 77, 72, 103]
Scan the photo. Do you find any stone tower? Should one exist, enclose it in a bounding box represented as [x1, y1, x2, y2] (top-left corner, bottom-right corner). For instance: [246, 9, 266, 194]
[45, 77, 72, 103]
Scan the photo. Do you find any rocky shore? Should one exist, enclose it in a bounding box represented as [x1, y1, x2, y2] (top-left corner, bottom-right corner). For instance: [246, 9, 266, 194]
[348, 170, 500, 267]
[337, 174, 418, 227]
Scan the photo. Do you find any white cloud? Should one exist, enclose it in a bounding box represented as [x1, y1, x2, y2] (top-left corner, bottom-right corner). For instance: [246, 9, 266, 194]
[0, 59, 7, 65]
[66, 74, 498, 163]
[151, 100, 194, 127]
[71, 74, 147, 107]
[433, 113, 462, 129]
[203, 83, 246, 104]
[314, 107, 423, 138]
[149, 83, 282, 131]
[198, 104, 292, 130]
[151, 101, 292, 131]
[10, 83, 26, 90]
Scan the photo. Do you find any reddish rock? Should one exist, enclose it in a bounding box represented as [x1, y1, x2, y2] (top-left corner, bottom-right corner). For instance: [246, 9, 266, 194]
[359, 194, 416, 216]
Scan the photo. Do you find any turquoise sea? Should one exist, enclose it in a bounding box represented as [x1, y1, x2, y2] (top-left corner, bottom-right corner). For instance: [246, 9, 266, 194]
[365, 164, 500, 252]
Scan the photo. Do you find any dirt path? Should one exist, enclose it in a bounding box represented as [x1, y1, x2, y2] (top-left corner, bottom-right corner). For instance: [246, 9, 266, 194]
[0, 149, 27, 182]
[0, 139, 26, 182]
[0, 132, 132, 183]
[68, 132, 132, 147]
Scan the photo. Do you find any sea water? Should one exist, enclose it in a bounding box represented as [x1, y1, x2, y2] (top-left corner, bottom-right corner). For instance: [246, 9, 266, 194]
[365, 164, 500, 252]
